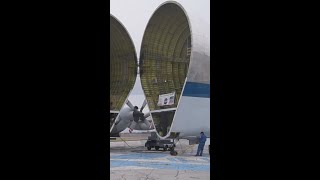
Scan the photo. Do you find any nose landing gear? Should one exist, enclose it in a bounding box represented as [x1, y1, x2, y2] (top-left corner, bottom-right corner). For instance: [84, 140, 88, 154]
[170, 147, 178, 156]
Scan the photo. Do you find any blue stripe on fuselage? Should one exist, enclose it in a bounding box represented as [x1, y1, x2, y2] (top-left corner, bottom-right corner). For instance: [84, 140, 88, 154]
[182, 82, 210, 98]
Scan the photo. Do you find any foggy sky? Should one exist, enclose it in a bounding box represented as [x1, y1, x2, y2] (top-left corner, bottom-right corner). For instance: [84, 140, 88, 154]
[110, 0, 210, 56]
[111, 0, 210, 109]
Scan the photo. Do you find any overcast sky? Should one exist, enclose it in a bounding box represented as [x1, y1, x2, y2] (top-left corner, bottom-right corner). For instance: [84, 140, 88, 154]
[111, 0, 210, 111]
[110, 0, 210, 56]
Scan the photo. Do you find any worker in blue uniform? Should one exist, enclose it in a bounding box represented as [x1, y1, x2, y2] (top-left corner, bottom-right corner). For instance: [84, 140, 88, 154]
[195, 132, 207, 156]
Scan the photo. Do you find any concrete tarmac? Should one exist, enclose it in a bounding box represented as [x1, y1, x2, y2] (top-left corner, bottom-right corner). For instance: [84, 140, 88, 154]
[110, 134, 210, 180]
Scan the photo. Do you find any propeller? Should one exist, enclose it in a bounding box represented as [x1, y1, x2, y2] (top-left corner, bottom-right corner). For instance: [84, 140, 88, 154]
[144, 112, 151, 118]
[126, 99, 151, 120]
[125, 99, 154, 131]
[140, 99, 147, 112]
[126, 99, 135, 110]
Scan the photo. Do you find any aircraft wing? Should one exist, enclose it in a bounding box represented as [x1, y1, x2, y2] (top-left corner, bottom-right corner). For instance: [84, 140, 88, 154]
[149, 108, 177, 113]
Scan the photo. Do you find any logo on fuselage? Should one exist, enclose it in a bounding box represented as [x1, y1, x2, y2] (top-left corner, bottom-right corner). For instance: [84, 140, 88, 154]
[164, 98, 168, 105]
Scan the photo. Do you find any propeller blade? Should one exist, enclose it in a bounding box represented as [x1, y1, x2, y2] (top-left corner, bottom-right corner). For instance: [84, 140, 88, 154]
[126, 100, 135, 110]
[144, 112, 150, 118]
[110, 115, 120, 133]
[140, 99, 147, 112]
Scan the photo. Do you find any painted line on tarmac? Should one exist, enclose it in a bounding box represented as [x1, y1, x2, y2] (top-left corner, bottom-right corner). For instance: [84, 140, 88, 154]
[110, 158, 209, 166]
[110, 160, 210, 171]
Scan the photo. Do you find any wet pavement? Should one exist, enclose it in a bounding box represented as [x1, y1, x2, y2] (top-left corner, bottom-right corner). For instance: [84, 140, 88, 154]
[110, 137, 210, 180]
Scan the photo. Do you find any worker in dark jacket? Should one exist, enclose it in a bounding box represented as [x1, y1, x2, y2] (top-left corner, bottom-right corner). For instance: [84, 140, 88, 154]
[132, 106, 144, 122]
[129, 106, 144, 133]
[195, 132, 207, 156]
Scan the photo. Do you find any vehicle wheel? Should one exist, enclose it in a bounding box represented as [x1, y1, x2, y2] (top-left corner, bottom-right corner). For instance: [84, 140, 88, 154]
[170, 150, 178, 156]
[147, 147, 151, 150]
[155, 146, 159, 151]
[163, 147, 167, 151]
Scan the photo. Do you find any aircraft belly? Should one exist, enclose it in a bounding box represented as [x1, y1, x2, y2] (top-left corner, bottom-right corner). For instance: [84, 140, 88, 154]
[170, 96, 210, 137]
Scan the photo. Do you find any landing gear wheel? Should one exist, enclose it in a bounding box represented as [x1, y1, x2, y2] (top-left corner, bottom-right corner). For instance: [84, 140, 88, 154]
[155, 146, 159, 151]
[170, 150, 178, 156]
[147, 147, 151, 150]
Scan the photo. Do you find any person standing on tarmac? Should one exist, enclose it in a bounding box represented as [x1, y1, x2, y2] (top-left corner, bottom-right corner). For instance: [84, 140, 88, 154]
[195, 132, 207, 156]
